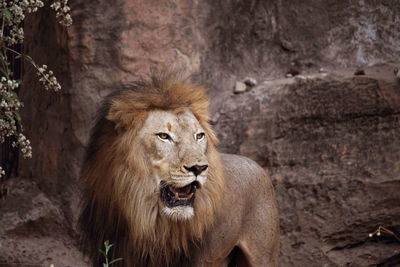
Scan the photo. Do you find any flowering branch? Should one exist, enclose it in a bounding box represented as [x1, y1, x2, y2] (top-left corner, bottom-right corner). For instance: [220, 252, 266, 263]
[0, 0, 72, 181]
[369, 226, 400, 242]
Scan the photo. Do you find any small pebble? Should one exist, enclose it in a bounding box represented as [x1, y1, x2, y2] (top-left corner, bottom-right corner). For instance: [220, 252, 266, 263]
[243, 77, 257, 87]
[394, 68, 400, 80]
[319, 68, 327, 73]
[287, 68, 301, 76]
[233, 81, 247, 94]
[354, 69, 365, 75]
[295, 75, 306, 81]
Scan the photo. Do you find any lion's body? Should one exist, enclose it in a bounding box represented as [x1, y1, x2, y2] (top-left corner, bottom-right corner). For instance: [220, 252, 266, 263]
[78, 76, 279, 267]
[191, 153, 280, 266]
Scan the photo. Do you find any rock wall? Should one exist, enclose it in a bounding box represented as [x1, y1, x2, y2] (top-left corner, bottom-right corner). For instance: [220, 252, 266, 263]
[213, 67, 400, 266]
[1, 0, 399, 265]
[200, 0, 400, 99]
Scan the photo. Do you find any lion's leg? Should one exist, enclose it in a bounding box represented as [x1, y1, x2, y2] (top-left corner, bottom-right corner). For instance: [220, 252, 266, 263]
[204, 259, 229, 267]
[235, 215, 280, 267]
[237, 199, 280, 266]
[203, 246, 251, 267]
[227, 246, 250, 267]
[202, 249, 237, 267]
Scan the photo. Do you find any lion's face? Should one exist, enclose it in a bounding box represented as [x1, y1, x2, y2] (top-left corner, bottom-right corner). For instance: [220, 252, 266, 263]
[137, 108, 209, 221]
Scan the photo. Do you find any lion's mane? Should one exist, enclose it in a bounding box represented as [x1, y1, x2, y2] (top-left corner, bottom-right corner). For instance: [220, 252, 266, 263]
[78, 76, 224, 266]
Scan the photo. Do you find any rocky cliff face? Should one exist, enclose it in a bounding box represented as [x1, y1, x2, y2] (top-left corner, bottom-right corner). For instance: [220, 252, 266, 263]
[1, 0, 399, 266]
[213, 67, 400, 266]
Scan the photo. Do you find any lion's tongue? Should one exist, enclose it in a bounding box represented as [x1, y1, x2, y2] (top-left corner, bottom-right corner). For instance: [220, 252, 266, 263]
[169, 184, 191, 195]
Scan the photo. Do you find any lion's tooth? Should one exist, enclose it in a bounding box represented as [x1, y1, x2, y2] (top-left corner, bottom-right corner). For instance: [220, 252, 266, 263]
[175, 192, 179, 200]
[187, 192, 194, 200]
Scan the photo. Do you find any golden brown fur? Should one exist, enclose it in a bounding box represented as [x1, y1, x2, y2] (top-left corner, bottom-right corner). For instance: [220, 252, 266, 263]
[79, 76, 224, 266]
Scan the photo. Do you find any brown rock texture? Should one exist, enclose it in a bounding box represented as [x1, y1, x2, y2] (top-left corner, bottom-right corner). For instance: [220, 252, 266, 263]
[199, 0, 400, 95]
[0, 178, 87, 266]
[212, 67, 400, 266]
[1, 0, 400, 266]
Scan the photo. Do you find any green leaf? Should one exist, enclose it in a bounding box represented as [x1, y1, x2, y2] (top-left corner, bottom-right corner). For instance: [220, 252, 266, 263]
[15, 55, 22, 59]
[1, 8, 12, 21]
[3, 95, 11, 102]
[0, 68, 8, 77]
[25, 55, 33, 61]
[104, 240, 110, 254]
[11, 92, 20, 100]
[14, 112, 21, 123]
[99, 249, 106, 257]
[5, 113, 14, 121]
[109, 258, 123, 265]
[105, 243, 113, 255]
[20, 101, 24, 107]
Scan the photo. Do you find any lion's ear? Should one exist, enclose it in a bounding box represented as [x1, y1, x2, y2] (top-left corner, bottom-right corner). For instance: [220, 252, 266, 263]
[106, 98, 147, 134]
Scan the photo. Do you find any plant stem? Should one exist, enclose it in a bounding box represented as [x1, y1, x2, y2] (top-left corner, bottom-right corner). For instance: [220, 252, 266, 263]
[6, 47, 37, 68]
[5, 47, 58, 90]
[379, 226, 400, 242]
[1, 14, 10, 79]
[1, 13, 4, 40]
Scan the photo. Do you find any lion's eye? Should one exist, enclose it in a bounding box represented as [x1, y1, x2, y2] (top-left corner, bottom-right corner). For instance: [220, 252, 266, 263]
[196, 132, 205, 141]
[157, 133, 170, 140]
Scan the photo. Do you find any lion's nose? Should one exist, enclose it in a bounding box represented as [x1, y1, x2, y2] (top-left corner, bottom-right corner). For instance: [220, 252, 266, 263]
[184, 164, 208, 176]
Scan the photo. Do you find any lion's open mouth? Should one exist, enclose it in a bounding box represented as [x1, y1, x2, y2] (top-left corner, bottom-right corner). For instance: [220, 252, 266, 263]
[160, 181, 199, 208]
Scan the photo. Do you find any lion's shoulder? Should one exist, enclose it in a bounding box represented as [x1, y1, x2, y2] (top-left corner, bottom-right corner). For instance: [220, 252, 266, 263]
[219, 153, 273, 199]
[220, 153, 267, 179]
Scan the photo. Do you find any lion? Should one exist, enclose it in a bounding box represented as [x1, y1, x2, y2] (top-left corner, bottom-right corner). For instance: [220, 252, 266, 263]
[78, 75, 280, 267]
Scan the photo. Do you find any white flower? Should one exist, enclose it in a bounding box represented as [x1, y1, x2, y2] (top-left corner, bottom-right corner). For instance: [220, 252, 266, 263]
[0, 0, 70, 165]
[0, 166, 5, 178]
[36, 66, 62, 91]
[50, 2, 61, 11]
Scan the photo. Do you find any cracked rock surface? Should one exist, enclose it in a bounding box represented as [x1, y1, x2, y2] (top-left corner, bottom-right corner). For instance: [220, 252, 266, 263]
[212, 67, 400, 266]
[0, 178, 88, 266]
